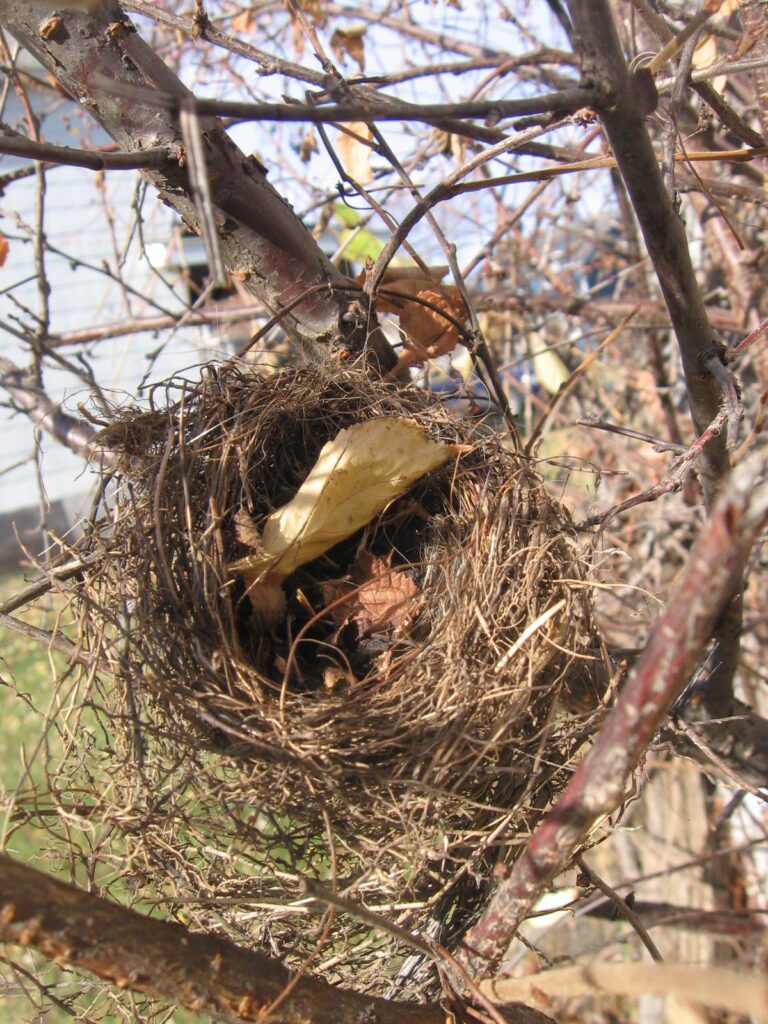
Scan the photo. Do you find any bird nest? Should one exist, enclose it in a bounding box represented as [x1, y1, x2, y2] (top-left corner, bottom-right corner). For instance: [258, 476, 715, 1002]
[69, 359, 606, 987]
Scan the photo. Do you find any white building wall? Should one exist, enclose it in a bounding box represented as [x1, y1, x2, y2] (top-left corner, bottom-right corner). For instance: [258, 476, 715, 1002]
[1, 93, 231, 515]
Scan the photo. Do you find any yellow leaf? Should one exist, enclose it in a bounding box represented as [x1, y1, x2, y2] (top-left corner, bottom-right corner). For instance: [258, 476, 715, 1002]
[693, 32, 726, 92]
[229, 418, 463, 587]
[337, 123, 374, 183]
[532, 347, 570, 395]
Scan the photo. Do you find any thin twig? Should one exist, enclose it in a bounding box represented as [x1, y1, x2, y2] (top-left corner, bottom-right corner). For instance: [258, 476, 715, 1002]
[574, 854, 664, 962]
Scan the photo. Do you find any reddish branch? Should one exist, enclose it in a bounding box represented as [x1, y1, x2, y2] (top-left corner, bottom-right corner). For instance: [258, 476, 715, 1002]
[458, 455, 768, 979]
[584, 900, 768, 938]
[563, 0, 749, 722]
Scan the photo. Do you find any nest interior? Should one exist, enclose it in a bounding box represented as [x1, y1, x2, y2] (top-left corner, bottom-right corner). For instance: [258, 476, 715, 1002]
[71, 360, 606, 988]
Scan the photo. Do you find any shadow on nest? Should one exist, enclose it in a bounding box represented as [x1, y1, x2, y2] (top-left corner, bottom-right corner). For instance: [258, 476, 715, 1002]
[71, 359, 606, 991]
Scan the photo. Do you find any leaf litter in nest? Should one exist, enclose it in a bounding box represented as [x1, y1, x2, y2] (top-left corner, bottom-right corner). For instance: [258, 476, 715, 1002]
[323, 549, 419, 634]
[228, 417, 466, 630]
[319, 549, 421, 691]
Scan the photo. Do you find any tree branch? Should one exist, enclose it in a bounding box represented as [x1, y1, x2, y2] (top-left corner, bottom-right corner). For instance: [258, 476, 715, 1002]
[0, 853, 557, 1024]
[564, 0, 746, 721]
[565, 0, 732, 509]
[458, 453, 768, 979]
[0, 131, 169, 170]
[0, 357, 114, 467]
[0, 853, 446, 1024]
[0, 0, 393, 366]
[96, 78, 600, 125]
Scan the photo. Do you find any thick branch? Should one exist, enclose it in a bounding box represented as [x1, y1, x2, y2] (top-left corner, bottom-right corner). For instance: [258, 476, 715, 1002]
[0, 853, 447, 1024]
[565, 0, 731, 508]
[98, 80, 599, 125]
[565, 0, 745, 714]
[458, 454, 768, 978]
[584, 899, 767, 937]
[0, 132, 169, 170]
[0, 1, 387, 359]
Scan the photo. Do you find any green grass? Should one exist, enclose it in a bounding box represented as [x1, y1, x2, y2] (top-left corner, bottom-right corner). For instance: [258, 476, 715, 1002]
[0, 572, 64, 862]
[0, 572, 197, 1023]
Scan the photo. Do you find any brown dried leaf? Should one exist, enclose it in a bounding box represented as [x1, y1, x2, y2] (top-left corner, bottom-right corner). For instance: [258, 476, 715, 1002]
[322, 550, 419, 634]
[299, 128, 319, 162]
[323, 665, 356, 692]
[233, 507, 262, 550]
[291, 15, 305, 60]
[231, 8, 256, 33]
[291, 0, 325, 23]
[284, 0, 325, 57]
[241, 575, 287, 633]
[337, 123, 374, 183]
[400, 286, 465, 361]
[359, 267, 468, 368]
[330, 25, 366, 71]
[360, 265, 449, 313]
[352, 551, 419, 631]
[0, 232, 8, 268]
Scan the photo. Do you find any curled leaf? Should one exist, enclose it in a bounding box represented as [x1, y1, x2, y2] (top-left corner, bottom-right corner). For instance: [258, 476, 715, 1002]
[357, 266, 468, 371]
[322, 550, 420, 634]
[298, 128, 319, 163]
[330, 25, 366, 71]
[337, 123, 374, 183]
[233, 507, 263, 551]
[232, 417, 461, 580]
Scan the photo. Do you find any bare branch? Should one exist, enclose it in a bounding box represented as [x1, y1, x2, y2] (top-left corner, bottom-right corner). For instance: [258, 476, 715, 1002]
[0, 0, 389, 361]
[565, 0, 732, 508]
[459, 454, 768, 978]
[0, 357, 114, 467]
[96, 78, 601, 126]
[0, 853, 449, 1024]
[0, 131, 169, 170]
